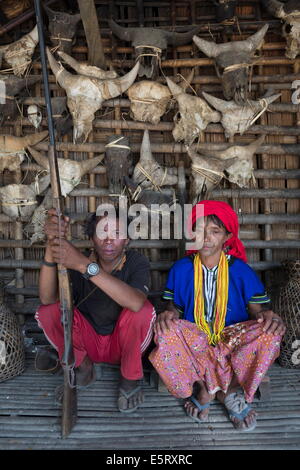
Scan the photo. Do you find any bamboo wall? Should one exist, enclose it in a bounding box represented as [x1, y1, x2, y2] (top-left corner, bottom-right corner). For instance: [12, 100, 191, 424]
[0, 0, 299, 321]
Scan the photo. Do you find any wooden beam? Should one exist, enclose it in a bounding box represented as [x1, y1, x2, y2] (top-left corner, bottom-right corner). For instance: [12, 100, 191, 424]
[77, 0, 106, 69]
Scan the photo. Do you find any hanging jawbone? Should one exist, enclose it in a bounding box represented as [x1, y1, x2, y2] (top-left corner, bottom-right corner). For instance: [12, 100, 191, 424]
[166, 77, 220, 146]
[46, 48, 140, 143]
[109, 19, 200, 79]
[0, 25, 39, 76]
[202, 92, 281, 138]
[127, 81, 171, 124]
[262, 0, 300, 59]
[45, 6, 81, 54]
[193, 25, 269, 103]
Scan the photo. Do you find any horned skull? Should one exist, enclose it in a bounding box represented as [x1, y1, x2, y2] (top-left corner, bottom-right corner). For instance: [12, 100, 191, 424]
[262, 0, 300, 59]
[193, 25, 269, 103]
[127, 80, 171, 124]
[0, 25, 39, 76]
[0, 130, 48, 172]
[133, 130, 177, 190]
[202, 91, 281, 138]
[109, 19, 200, 79]
[57, 51, 118, 79]
[45, 6, 81, 54]
[167, 77, 221, 146]
[105, 135, 132, 196]
[0, 74, 40, 123]
[46, 48, 140, 143]
[27, 105, 42, 129]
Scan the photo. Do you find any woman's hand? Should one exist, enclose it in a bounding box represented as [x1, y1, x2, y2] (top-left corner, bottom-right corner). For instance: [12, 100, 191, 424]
[256, 310, 286, 336]
[50, 238, 89, 273]
[44, 208, 70, 241]
[154, 310, 180, 336]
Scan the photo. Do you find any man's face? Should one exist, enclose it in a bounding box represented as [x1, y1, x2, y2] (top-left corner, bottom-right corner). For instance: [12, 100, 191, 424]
[194, 218, 231, 258]
[93, 216, 128, 263]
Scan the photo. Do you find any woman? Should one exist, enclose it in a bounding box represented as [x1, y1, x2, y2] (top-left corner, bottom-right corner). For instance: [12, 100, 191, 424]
[149, 200, 285, 431]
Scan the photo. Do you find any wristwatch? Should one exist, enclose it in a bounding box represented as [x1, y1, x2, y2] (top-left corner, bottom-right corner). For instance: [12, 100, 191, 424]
[82, 262, 100, 280]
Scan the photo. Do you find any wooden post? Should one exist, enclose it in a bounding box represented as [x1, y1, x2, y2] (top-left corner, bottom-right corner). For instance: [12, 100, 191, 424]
[77, 0, 107, 69]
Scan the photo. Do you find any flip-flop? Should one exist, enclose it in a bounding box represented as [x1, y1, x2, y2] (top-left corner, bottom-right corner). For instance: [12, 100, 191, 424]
[117, 385, 143, 413]
[224, 392, 257, 432]
[185, 395, 211, 423]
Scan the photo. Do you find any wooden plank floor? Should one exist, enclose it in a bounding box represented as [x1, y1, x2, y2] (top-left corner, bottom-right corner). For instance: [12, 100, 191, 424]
[0, 357, 300, 450]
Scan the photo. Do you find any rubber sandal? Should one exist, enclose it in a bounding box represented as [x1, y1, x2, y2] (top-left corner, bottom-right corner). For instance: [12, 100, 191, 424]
[117, 385, 143, 413]
[224, 392, 257, 432]
[185, 395, 211, 423]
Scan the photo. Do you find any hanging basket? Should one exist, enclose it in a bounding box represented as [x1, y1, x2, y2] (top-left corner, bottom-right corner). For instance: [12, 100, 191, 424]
[273, 260, 300, 369]
[0, 301, 25, 383]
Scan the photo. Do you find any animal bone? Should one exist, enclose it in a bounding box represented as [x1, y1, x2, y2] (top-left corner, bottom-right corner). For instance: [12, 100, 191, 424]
[109, 19, 200, 78]
[0, 25, 39, 76]
[133, 130, 177, 189]
[0, 74, 40, 123]
[46, 48, 140, 143]
[262, 0, 300, 59]
[202, 91, 281, 138]
[27, 105, 42, 129]
[127, 80, 171, 124]
[44, 5, 81, 54]
[193, 25, 269, 102]
[0, 130, 48, 172]
[166, 77, 220, 146]
[57, 51, 118, 79]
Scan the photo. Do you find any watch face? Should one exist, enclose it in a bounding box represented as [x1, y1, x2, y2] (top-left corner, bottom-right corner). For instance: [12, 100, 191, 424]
[87, 263, 100, 276]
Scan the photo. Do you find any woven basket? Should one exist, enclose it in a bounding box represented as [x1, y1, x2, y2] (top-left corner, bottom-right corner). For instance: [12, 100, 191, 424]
[273, 260, 300, 369]
[0, 301, 25, 383]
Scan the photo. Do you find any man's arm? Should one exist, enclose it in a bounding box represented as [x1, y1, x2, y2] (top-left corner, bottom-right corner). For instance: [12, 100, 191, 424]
[248, 303, 286, 336]
[39, 243, 59, 304]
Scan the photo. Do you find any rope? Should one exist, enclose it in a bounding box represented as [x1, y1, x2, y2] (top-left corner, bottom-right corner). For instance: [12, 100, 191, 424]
[191, 165, 224, 185]
[136, 162, 167, 192]
[105, 137, 131, 150]
[249, 98, 269, 127]
[1, 199, 37, 206]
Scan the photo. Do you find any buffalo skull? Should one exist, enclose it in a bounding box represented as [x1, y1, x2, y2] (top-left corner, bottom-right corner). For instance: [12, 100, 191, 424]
[193, 25, 269, 103]
[57, 51, 118, 79]
[44, 6, 81, 54]
[0, 25, 39, 76]
[127, 80, 171, 124]
[0, 74, 40, 124]
[0, 130, 48, 172]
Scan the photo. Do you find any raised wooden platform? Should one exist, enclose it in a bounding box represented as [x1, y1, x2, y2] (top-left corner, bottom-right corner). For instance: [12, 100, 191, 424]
[0, 357, 299, 450]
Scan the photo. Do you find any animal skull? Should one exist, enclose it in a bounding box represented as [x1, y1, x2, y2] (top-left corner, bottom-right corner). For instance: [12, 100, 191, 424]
[193, 25, 269, 103]
[0, 130, 48, 172]
[133, 130, 177, 190]
[45, 6, 81, 54]
[167, 77, 221, 146]
[27, 105, 42, 129]
[127, 80, 171, 124]
[105, 135, 132, 195]
[109, 19, 200, 78]
[57, 51, 118, 79]
[262, 0, 300, 59]
[46, 48, 140, 143]
[202, 91, 281, 138]
[0, 74, 40, 123]
[0, 25, 39, 76]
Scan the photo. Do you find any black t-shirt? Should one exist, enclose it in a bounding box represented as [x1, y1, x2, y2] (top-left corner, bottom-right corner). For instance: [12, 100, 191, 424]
[68, 250, 150, 335]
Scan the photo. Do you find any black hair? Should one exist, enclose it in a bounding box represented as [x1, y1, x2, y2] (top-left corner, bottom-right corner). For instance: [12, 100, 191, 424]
[192, 214, 231, 235]
[85, 208, 131, 239]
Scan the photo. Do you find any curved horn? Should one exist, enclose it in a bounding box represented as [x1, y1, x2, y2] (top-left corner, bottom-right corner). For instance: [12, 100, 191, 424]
[99, 61, 140, 100]
[245, 24, 269, 53]
[261, 0, 286, 18]
[46, 48, 72, 88]
[29, 25, 39, 44]
[263, 93, 281, 105]
[164, 26, 201, 46]
[166, 77, 184, 96]
[202, 92, 238, 112]
[108, 19, 133, 42]
[27, 146, 49, 169]
[23, 130, 49, 148]
[57, 51, 118, 79]
[247, 134, 265, 152]
[79, 154, 105, 176]
[193, 35, 220, 58]
[140, 129, 153, 163]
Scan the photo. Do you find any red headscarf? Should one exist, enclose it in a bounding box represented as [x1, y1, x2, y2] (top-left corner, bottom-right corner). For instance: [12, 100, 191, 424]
[186, 200, 247, 262]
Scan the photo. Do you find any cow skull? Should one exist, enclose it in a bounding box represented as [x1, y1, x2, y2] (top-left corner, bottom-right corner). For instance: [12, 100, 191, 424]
[195, 135, 265, 188]
[193, 25, 269, 103]
[46, 48, 140, 143]
[27, 105, 42, 129]
[133, 130, 177, 189]
[45, 6, 81, 54]
[57, 51, 118, 79]
[109, 19, 200, 78]
[167, 77, 221, 146]
[0, 130, 48, 172]
[0, 25, 39, 76]
[262, 0, 300, 59]
[127, 80, 171, 124]
[202, 91, 281, 137]
[0, 74, 40, 123]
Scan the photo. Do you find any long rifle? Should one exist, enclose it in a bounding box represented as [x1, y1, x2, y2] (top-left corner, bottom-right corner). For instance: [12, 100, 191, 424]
[34, 0, 77, 438]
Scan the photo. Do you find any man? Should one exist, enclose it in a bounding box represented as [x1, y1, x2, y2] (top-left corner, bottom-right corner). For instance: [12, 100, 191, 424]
[35, 207, 156, 412]
[149, 200, 286, 431]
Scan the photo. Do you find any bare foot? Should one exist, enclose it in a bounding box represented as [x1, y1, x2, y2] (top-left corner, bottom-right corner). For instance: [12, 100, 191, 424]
[184, 381, 215, 422]
[117, 377, 144, 413]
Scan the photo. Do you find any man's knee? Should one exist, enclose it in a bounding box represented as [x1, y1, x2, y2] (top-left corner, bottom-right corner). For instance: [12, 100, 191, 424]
[35, 302, 61, 329]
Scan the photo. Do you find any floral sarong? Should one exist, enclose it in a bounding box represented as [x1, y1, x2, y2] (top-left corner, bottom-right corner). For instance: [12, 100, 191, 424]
[149, 319, 282, 402]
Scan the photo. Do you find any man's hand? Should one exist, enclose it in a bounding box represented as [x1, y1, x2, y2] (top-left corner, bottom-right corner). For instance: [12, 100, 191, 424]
[256, 310, 286, 336]
[50, 238, 89, 273]
[154, 310, 180, 336]
[44, 208, 70, 241]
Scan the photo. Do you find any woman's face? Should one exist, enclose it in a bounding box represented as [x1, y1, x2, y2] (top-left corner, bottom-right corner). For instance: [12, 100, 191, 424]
[194, 218, 232, 258]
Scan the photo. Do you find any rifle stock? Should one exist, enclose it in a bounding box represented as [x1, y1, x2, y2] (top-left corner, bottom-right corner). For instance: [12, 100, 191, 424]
[34, 0, 77, 438]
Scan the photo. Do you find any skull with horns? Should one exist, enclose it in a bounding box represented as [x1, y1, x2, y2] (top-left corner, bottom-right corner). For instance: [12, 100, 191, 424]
[44, 6, 81, 54]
